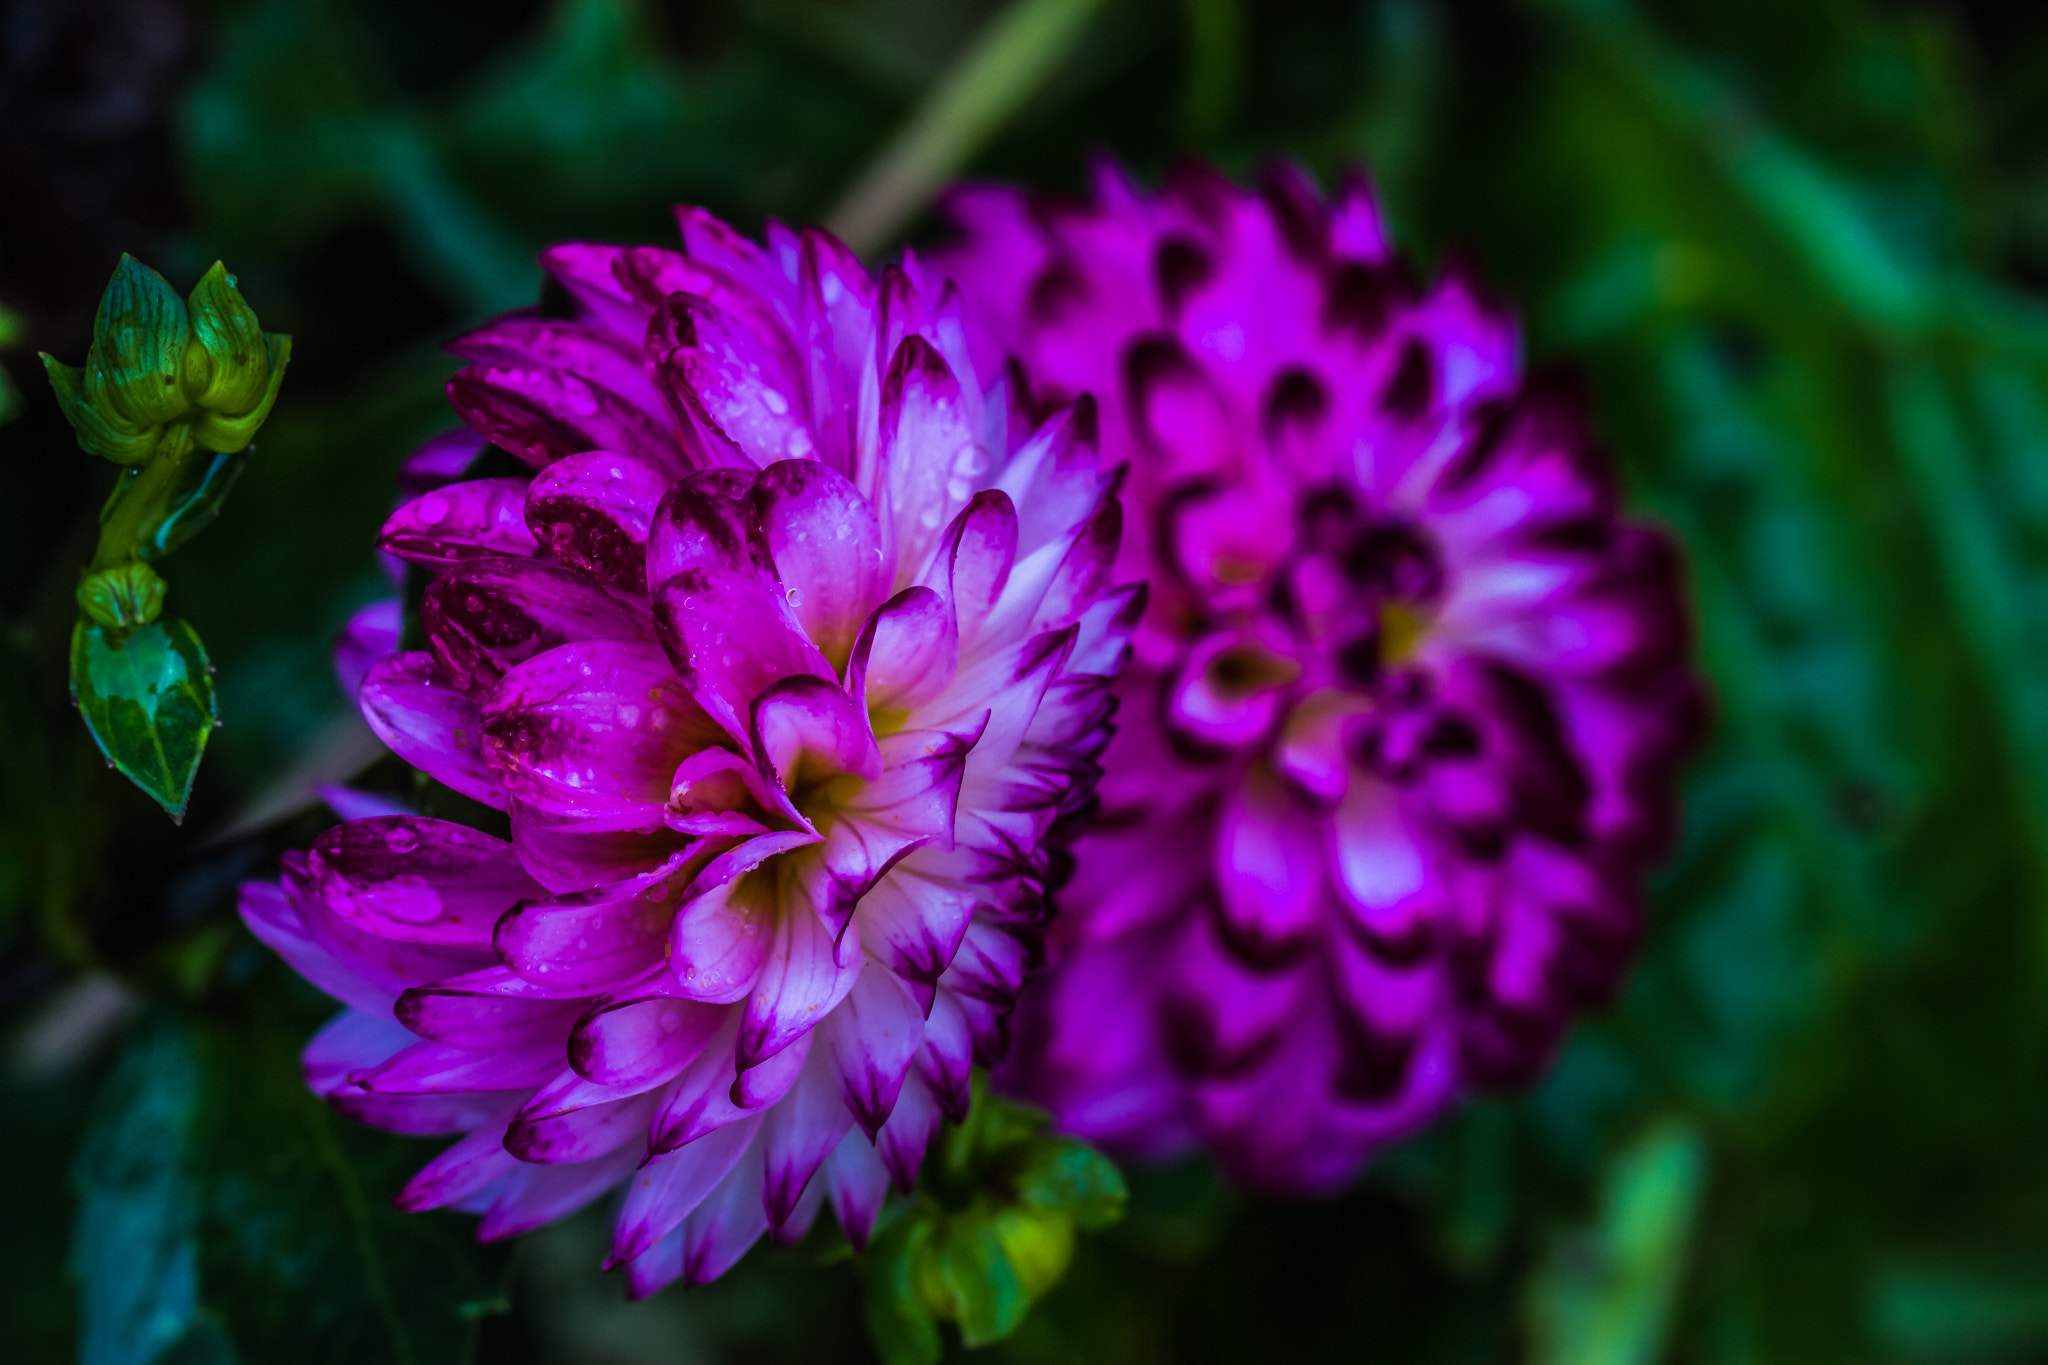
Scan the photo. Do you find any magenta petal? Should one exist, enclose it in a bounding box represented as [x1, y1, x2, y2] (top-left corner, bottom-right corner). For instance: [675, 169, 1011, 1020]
[1329, 777, 1431, 938]
[761, 1045, 855, 1228]
[854, 864, 977, 985]
[509, 803, 688, 893]
[673, 1137, 771, 1287]
[652, 566, 833, 745]
[482, 639, 722, 828]
[945, 921, 1028, 1006]
[449, 316, 664, 416]
[380, 479, 541, 568]
[915, 988, 975, 1121]
[334, 599, 402, 701]
[309, 816, 541, 949]
[645, 470, 755, 587]
[423, 557, 651, 695]
[613, 1112, 764, 1264]
[880, 334, 981, 576]
[738, 894, 862, 1070]
[569, 983, 724, 1089]
[665, 749, 782, 836]
[447, 363, 683, 474]
[1033, 498, 1122, 632]
[747, 458, 890, 668]
[821, 966, 925, 1137]
[506, 1069, 663, 1163]
[822, 1127, 891, 1249]
[873, 1067, 942, 1190]
[749, 675, 882, 804]
[396, 967, 586, 1051]
[496, 870, 685, 993]
[652, 1022, 810, 1151]
[307, 1010, 521, 1135]
[848, 587, 958, 715]
[397, 427, 487, 497]
[396, 1123, 523, 1212]
[478, 1144, 643, 1241]
[1214, 767, 1323, 958]
[668, 863, 781, 1005]
[525, 450, 670, 592]
[923, 489, 1018, 634]
[350, 1039, 562, 1094]
[358, 653, 504, 808]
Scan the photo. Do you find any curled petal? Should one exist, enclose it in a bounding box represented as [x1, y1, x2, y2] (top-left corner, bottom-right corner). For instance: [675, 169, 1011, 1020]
[309, 817, 540, 949]
[570, 978, 725, 1090]
[506, 1069, 664, 1163]
[822, 965, 925, 1137]
[749, 675, 883, 802]
[423, 558, 650, 695]
[358, 653, 503, 808]
[396, 966, 586, 1052]
[747, 458, 891, 668]
[847, 586, 958, 716]
[612, 1112, 763, 1265]
[525, 450, 670, 591]
[380, 479, 540, 568]
[652, 567, 833, 745]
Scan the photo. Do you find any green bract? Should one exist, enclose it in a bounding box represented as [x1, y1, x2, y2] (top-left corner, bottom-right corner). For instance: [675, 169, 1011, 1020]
[862, 1077, 1127, 1364]
[70, 617, 218, 821]
[77, 562, 168, 632]
[40, 254, 290, 466]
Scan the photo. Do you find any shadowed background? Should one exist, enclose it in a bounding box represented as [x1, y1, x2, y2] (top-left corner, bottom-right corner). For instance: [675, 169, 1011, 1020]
[7, 0, 2048, 1361]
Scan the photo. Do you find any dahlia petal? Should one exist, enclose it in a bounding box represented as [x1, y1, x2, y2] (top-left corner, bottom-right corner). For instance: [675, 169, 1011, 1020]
[309, 816, 541, 949]
[506, 1069, 664, 1163]
[1033, 499, 1122, 632]
[664, 748, 782, 836]
[853, 864, 978, 985]
[447, 363, 682, 473]
[397, 427, 488, 498]
[652, 567, 833, 744]
[651, 1021, 809, 1152]
[848, 587, 958, 715]
[919, 489, 1017, 634]
[307, 1010, 522, 1136]
[479, 1144, 644, 1241]
[738, 889, 862, 1070]
[525, 450, 669, 591]
[540, 242, 670, 336]
[509, 804, 690, 893]
[673, 1136, 771, 1287]
[821, 964, 925, 1137]
[613, 1112, 764, 1264]
[945, 921, 1028, 1006]
[350, 1039, 563, 1094]
[237, 879, 388, 1016]
[749, 674, 883, 800]
[1214, 766, 1323, 957]
[880, 335, 982, 576]
[482, 639, 722, 828]
[760, 1044, 855, 1228]
[662, 346, 820, 469]
[874, 1068, 942, 1190]
[269, 856, 496, 1008]
[991, 404, 1108, 560]
[496, 868, 685, 993]
[747, 458, 890, 667]
[358, 653, 503, 808]
[822, 1127, 891, 1249]
[450, 317, 665, 417]
[668, 863, 781, 1005]
[380, 479, 541, 568]
[396, 966, 586, 1051]
[769, 1163, 829, 1247]
[569, 982, 724, 1089]
[916, 988, 976, 1121]
[423, 557, 651, 695]
[334, 599, 403, 701]
[645, 469, 754, 587]
[1329, 777, 1434, 943]
[396, 1122, 524, 1213]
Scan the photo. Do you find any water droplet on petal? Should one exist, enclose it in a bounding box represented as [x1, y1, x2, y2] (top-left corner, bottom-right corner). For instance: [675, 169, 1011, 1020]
[384, 827, 420, 853]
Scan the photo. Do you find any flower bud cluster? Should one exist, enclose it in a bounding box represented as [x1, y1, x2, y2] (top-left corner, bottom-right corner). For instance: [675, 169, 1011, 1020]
[41, 255, 291, 465]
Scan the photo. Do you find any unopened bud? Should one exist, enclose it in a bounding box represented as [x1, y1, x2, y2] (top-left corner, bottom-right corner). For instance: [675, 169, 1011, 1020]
[77, 561, 167, 630]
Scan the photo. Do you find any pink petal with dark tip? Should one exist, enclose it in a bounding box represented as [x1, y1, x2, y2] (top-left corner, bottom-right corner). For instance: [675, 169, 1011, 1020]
[738, 892, 861, 1070]
[482, 639, 722, 829]
[396, 966, 587, 1052]
[396, 1123, 524, 1213]
[350, 1039, 563, 1095]
[760, 1045, 855, 1228]
[920, 490, 1018, 635]
[449, 317, 664, 416]
[310, 816, 541, 949]
[916, 988, 976, 1121]
[747, 459, 891, 667]
[478, 1144, 643, 1241]
[874, 1068, 942, 1190]
[358, 652, 503, 808]
[447, 364, 682, 473]
[821, 965, 924, 1137]
[525, 450, 669, 591]
[496, 863, 690, 993]
[380, 479, 540, 568]
[880, 334, 981, 575]
[822, 1128, 891, 1248]
[672, 1138, 771, 1287]
[506, 1069, 664, 1163]
[847, 587, 958, 715]
[749, 675, 882, 808]
[645, 469, 755, 588]
[569, 980, 724, 1089]
[854, 863, 978, 985]
[652, 567, 832, 745]
[612, 1112, 763, 1264]
[423, 557, 651, 695]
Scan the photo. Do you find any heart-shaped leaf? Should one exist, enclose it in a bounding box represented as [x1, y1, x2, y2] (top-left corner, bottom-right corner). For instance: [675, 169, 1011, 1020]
[71, 615, 218, 820]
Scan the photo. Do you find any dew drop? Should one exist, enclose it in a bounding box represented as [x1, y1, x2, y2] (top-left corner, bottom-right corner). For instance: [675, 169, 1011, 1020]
[384, 827, 420, 853]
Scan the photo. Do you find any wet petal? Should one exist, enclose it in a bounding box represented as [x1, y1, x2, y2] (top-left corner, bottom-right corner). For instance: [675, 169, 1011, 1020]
[380, 478, 541, 568]
[525, 450, 670, 591]
[309, 816, 541, 949]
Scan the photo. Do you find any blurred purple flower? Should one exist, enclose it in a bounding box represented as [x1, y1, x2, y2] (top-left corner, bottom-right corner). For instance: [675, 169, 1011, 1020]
[242, 209, 1137, 1291]
[937, 163, 1700, 1194]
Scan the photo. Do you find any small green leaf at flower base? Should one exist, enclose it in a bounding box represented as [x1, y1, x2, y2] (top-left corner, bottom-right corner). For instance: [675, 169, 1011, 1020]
[1006, 1136, 1129, 1231]
[864, 1205, 942, 1365]
[70, 615, 218, 820]
[930, 1211, 1029, 1347]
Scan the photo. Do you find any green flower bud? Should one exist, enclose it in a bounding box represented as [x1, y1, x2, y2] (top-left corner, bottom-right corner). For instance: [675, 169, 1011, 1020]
[77, 560, 167, 630]
[191, 332, 290, 453]
[89, 254, 192, 427]
[185, 262, 271, 414]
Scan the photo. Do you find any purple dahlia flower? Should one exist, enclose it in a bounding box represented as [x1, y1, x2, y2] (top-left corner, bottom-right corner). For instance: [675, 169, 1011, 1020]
[935, 163, 1700, 1194]
[240, 209, 1137, 1292]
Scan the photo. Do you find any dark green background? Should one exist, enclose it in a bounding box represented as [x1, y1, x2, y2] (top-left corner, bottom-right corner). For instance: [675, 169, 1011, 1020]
[7, 0, 2048, 1359]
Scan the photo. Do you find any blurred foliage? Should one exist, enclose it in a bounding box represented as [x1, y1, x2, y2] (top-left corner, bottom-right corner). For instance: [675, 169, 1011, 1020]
[7, 0, 2048, 1360]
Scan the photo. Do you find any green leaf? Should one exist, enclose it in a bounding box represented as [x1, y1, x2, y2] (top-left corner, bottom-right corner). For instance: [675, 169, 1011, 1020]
[930, 1211, 1028, 1348]
[70, 616, 218, 820]
[44, 351, 161, 464]
[70, 1016, 232, 1365]
[193, 334, 291, 454]
[1007, 1136, 1128, 1231]
[863, 1206, 941, 1365]
[90, 254, 193, 428]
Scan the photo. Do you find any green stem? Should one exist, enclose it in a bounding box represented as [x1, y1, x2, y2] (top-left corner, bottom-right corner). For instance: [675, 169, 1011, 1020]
[825, 0, 1109, 255]
[88, 426, 196, 573]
